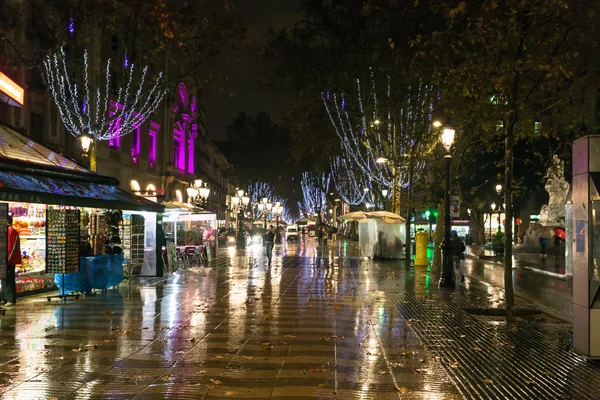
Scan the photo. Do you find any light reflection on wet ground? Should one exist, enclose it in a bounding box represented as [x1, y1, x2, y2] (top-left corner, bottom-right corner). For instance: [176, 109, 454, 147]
[0, 238, 595, 399]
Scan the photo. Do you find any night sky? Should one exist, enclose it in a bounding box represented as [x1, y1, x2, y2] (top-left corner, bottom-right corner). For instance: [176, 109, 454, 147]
[204, 0, 301, 140]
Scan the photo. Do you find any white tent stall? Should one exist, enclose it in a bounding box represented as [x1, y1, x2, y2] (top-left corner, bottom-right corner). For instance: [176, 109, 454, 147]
[341, 211, 406, 259]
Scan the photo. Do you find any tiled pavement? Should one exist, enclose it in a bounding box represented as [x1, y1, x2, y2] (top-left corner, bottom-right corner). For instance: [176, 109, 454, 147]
[0, 239, 597, 399]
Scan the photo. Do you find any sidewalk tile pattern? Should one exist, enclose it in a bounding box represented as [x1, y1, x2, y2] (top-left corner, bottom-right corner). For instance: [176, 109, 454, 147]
[0, 240, 593, 399]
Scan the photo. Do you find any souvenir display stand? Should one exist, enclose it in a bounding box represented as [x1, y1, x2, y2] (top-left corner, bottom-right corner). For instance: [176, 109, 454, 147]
[0, 204, 8, 314]
[46, 209, 81, 301]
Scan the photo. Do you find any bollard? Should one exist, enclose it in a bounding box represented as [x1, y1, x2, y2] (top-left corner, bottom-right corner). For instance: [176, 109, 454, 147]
[414, 231, 429, 267]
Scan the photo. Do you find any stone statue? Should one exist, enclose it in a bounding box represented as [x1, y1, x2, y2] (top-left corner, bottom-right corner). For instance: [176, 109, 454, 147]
[539, 155, 570, 226]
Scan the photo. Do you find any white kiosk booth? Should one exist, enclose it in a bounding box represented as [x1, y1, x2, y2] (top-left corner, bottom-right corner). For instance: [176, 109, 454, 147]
[572, 135, 600, 358]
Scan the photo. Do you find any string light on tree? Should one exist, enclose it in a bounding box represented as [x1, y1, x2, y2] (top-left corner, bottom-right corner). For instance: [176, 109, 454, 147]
[331, 156, 370, 205]
[43, 47, 166, 142]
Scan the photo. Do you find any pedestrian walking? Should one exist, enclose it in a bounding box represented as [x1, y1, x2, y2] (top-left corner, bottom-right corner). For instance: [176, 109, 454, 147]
[540, 236, 548, 257]
[264, 225, 276, 266]
[317, 226, 324, 247]
[3, 216, 20, 306]
[449, 230, 467, 283]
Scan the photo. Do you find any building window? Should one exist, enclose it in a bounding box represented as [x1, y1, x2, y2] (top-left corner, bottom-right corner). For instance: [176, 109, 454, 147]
[130, 180, 141, 192]
[149, 121, 159, 168]
[173, 121, 185, 171]
[131, 124, 141, 164]
[188, 123, 197, 174]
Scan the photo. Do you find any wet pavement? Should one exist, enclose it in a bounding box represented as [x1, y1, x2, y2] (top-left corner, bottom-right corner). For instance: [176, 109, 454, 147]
[463, 250, 572, 321]
[0, 238, 596, 399]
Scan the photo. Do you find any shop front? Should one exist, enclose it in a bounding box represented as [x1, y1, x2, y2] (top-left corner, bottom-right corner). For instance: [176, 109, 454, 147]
[0, 124, 164, 296]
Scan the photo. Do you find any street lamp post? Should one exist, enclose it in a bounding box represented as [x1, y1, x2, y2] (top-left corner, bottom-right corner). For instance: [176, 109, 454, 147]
[381, 188, 389, 211]
[186, 179, 210, 208]
[491, 202, 497, 237]
[231, 189, 250, 249]
[439, 126, 456, 288]
[257, 197, 273, 230]
[273, 202, 283, 244]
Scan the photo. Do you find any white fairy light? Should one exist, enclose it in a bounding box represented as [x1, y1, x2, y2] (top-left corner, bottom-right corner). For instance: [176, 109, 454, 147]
[322, 71, 436, 194]
[43, 47, 166, 141]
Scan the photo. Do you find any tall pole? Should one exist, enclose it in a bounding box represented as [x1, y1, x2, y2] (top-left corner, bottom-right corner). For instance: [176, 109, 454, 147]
[275, 216, 280, 244]
[498, 209, 502, 231]
[440, 154, 455, 288]
[90, 137, 97, 172]
[332, 203, 338, 241]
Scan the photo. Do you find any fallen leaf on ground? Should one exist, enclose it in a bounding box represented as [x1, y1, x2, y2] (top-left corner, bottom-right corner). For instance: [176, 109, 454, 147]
[72, 348, 81, 352]
[196, 370, 207, 375]
[398, 387, 409, 393]
[318, 384, 326, 388]
[162, 376, 171, 381]
[243, 356, 253, 360]
[281, 341, 290, 345]
[472, 347, 481, 351]
[284, 335, 296, 338]
[265, 313, 273, 319]
[525, 380, 536, 385]
[105, 310, 113, 315]
[209, 379, 223, 385]
[449, 362, 459, 368]
[333, 304, 340, 311]
[225, 392, 237, 396]
[309, 368, 329, 373]
[190, 338, 196, 343]
[482, 379, 493, 384]
[212, 355, 224, 359]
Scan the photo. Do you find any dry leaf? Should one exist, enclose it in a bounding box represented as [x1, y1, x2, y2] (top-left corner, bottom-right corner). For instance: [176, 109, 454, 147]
[225, 392, 237, 396]
[209, 379, 223, 385]
[242, 356, 253, 360]
[72, 348, 80, 352]
[473, 347, 481, 351]
[281, 341, 290, 345]
[318, 384, 326, 388]
[333, 304, 340, 311]
[190, 338, 196, 343]
[212, 355, 224, 360]
[105, 310, 113, 315]
[449, 362, 459, 368]
[162, 376, 171, 381]
[196, 370, 207, 375]
[284, 335, 296, 338]
[482, 379, 493, 384]
[398, 386, 409, 393]
[309, 368, 329, 373]
[265, 313, 273, 319]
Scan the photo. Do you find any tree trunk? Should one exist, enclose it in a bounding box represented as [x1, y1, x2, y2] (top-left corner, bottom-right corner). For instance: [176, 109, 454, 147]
[504, 122, 515, 321]
[405, 165, 414, 262]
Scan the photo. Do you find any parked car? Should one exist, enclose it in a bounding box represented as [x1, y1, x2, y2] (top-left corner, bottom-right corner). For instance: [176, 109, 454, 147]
[286, 225, 299, 241]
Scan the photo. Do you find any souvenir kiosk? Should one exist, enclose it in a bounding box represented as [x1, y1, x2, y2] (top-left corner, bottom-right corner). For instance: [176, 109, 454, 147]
[0, 124, 164, 297]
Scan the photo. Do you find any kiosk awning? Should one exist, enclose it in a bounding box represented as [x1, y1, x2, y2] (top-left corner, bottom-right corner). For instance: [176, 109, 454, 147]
[0, 168, 164, 213]
[0, 124, 163, 213]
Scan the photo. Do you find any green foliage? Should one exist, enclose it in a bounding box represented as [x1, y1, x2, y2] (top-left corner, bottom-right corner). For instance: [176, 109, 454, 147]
[492, 231, 505, 248]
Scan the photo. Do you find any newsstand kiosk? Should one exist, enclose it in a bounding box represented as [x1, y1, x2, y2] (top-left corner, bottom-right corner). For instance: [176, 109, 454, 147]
[572, 135, 600, 358]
